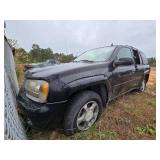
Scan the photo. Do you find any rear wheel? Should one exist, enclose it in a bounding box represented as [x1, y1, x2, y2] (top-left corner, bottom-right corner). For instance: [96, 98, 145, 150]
[63, 90, 103, 136]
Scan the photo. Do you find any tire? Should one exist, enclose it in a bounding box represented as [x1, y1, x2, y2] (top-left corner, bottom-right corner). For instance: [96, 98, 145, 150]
[139, 79, 146, 92]
[63, 90, 103, 136]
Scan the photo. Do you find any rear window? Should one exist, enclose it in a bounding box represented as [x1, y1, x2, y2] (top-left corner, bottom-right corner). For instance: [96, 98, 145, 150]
[139, 51, 148, 65]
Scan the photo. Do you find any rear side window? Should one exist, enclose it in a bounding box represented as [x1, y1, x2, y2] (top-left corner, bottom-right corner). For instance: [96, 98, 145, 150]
[117, 47, 133, 60]
[139, 51, 148, 65]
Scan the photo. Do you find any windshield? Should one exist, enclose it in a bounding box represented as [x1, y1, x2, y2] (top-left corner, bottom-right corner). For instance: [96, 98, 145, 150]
[75, 46, 115, 62]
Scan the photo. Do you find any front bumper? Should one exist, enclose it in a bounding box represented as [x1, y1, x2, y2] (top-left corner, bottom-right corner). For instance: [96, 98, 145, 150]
[17, 94, 67, 130]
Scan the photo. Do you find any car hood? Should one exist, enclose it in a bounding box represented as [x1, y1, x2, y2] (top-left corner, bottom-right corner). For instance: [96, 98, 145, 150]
[25, 62, 109, 83]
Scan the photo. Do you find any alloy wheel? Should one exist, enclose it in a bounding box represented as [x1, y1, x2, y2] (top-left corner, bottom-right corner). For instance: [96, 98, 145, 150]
[76, 101, 99, 131]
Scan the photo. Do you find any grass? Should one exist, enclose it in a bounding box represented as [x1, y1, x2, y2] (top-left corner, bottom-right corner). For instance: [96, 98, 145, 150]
[135, 126, 156, 136]
[17, 66, 156, 140]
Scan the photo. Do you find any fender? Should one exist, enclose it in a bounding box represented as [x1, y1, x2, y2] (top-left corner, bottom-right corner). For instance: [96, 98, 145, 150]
[65, 75, 112, 104]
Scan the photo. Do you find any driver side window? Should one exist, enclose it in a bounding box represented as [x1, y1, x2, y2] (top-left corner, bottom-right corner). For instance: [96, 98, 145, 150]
[117, 47, 133, 60]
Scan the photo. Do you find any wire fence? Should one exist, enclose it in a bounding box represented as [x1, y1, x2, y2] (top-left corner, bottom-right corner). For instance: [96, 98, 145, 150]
[4, 37, 26, 140]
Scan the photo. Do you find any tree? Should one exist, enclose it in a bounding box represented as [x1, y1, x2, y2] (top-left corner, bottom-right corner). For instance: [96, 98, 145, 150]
[14, 48, 31, 64]
[32, 44, 40, 50]
[29, 47, 54, 62]
[148, 57, 156, 67]
[14, 43, 76, 64]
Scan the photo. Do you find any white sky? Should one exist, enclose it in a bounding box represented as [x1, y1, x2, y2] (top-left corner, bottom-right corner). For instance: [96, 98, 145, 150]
[5, 20, 156, 57]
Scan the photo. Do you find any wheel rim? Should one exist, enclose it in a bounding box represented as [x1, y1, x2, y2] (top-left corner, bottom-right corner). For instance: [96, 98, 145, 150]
[140, 80, 145, 92]
[76, 101, 99, 131]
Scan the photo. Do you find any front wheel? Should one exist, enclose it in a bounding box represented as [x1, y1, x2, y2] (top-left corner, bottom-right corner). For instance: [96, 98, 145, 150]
[63, 91, 103, 136]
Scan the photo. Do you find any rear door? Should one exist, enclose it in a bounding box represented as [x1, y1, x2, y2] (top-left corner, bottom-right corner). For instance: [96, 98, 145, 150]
[112, 47, 136, 98]
[132, 49, 145, 87]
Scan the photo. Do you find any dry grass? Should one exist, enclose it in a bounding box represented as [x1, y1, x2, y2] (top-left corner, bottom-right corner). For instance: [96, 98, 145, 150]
[16, 64, 25, 87]
[17, 66, 156, 140]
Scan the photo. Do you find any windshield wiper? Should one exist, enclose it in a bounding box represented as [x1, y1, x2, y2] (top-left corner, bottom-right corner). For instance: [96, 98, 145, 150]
[75, 60, 94, 63]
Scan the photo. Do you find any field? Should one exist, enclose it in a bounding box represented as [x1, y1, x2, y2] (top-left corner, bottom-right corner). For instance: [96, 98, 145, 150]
[17, 65, 156, 140]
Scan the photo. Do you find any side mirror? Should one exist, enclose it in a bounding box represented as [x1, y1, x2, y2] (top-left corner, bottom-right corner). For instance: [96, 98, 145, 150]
[114, 58, 134, 66]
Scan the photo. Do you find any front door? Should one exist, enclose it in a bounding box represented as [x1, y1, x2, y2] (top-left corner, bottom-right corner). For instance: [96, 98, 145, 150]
[112, 47, 136, 98]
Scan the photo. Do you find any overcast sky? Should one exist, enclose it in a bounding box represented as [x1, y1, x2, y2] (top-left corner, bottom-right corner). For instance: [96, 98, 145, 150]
[5, 20, 156, 57]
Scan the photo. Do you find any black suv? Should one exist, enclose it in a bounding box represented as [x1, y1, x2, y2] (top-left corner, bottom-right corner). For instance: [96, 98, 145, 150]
[18, 45, 150, 135]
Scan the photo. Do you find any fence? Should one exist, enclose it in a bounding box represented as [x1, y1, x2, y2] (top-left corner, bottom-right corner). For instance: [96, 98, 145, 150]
[4, 36, 26, 140]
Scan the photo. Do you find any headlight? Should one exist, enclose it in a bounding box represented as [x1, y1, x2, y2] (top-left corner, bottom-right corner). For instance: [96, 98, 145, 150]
[25, 79, 49, 103]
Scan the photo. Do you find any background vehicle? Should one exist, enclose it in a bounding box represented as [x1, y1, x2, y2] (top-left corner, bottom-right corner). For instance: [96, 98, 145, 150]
[18, 45, 150, 135]
[24, 59, 59, 71]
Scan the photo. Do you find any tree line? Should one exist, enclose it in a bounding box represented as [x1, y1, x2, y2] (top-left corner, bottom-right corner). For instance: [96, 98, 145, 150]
[14, 44, 76, 64]
[148, 57, 156, 67]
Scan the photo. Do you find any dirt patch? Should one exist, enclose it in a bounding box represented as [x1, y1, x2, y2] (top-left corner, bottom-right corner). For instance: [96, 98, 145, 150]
[148, 67, 156, 87]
